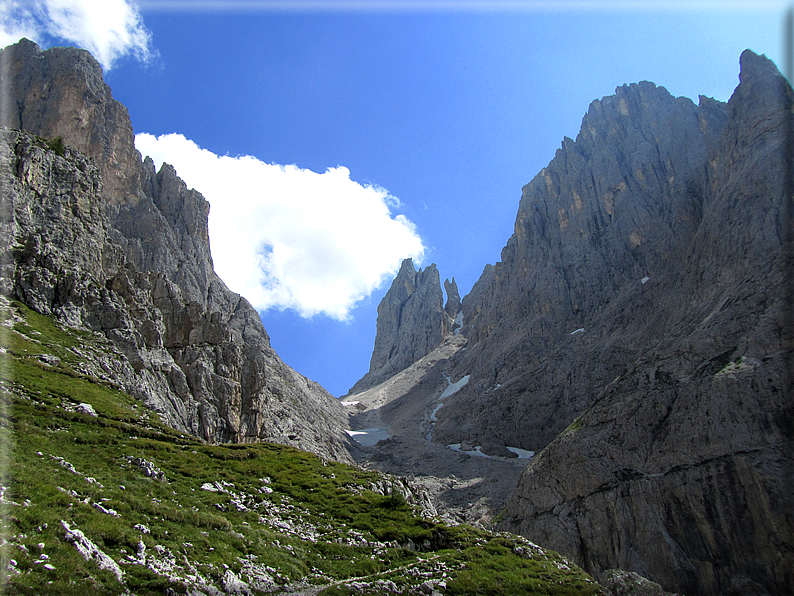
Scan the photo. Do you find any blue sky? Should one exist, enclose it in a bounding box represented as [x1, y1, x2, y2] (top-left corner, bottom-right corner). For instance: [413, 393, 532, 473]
[1, 1, 789, 396]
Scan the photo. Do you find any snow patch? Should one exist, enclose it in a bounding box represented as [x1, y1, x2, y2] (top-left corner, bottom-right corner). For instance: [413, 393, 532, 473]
[447, 444, 491, 458]
[641, 276, 650, 284]
[345, 427, 390, 447]
[440, 375, 470, 399]
[468, 446, 490, 458]
[506, 447, 535, 459]
[447, 444, 534, 459]
[426, 374, 472, 441]
[453, 310, 464, 334]
[569, 328, 585, 335]
[340, 401, 360, 406]
[429, 402, 444, 422]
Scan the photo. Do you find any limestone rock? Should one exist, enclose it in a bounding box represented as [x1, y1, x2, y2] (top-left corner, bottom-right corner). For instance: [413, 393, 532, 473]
[600, 570, 678, 596]
[443, 278, 461, 319]
[0, 40, 352, 463]
[434, 73, 726, 452]
[348, 258, 460, 394]
[492, 50, 793, 595]
[0, 39, 143, 205]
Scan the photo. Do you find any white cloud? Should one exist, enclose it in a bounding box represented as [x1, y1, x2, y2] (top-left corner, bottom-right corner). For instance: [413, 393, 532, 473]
[0, 1, 39, 47]
[0, 0, 154, 70]
[135, 133, 425, 321]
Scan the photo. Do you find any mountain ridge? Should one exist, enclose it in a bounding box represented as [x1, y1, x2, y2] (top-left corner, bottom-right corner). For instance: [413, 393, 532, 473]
[348, 49, 793, 595]
[0, 39, 352, 462]
[494, 49, 793, 595]
[1, 35, 791, 596]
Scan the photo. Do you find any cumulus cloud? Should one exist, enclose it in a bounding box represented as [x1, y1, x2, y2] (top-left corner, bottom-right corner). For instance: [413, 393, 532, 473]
[0, 0, 154, 70]
[135, 133, 425, 320]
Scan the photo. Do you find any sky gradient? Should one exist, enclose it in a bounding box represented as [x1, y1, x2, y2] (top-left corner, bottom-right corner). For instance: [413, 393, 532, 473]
[1, 0, 789, 396]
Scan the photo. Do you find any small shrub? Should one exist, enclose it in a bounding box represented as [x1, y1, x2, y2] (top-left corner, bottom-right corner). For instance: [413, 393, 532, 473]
[46, 136, 66, 156]
[376, 492, 407, 510]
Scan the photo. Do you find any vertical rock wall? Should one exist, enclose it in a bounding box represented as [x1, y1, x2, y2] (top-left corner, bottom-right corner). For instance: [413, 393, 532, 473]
[0, 40, 352, 462]
[348, 258, 460, 394]
[492, 50, 793, 595]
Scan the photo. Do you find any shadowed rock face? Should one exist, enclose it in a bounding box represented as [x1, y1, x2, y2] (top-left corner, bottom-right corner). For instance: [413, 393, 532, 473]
[0, 40, 351, 462]
[487, 50, 792, 594]
[347, 50, 790, 594]
[348, 258, 460, 394]
[435, 75, 729, 453]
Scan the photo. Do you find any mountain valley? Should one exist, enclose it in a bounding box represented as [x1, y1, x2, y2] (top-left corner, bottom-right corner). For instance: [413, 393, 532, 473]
[0, 37, 791, 595]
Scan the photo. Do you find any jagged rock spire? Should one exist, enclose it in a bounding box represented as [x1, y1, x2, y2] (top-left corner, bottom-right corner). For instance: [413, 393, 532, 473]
[347, 259, 459, 395]
[444, 278, 461, 319]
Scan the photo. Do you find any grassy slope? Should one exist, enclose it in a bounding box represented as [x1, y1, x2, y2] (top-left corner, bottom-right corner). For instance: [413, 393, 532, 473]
[0, 301, 603, 595]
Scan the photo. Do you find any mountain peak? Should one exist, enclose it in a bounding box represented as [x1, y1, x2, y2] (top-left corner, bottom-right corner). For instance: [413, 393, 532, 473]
[739, 48, 785, 83]
[347, 259, 457, 395]
[0, 39, 143, 205]
[1, 38, 352, 462]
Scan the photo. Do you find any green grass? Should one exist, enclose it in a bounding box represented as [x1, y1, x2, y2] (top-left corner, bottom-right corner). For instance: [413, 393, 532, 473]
[45, 136, 66, 156]
[565, 416, 584, 433]
[27, 134, 66, 157]
[0, 301, 604, 595]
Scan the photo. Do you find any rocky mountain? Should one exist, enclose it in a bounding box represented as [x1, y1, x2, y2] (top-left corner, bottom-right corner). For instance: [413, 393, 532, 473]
[0, 298, 607, 595]
[2, 34, 791, 596]
[0, 39, 352, 462]
[0, 40, 619, 596]
[495, 50, 793, 596]
[348, 50, 792, 595]
[348, 258, 461, 394]
[434, 75, 731, 453]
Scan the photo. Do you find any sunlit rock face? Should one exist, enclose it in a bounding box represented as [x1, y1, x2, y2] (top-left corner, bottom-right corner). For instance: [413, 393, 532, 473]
[0, 39, 352, 463]
[0, 38, 143, 205]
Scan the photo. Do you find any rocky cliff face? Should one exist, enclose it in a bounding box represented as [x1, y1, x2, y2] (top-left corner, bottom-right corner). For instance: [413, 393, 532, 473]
[352, 49, 792, 594]
[348, 258, 460, 394]
[0, 39, 351, 462]
[434, 74, 729, 453]
[0, 38, 143, 205]
[479, 50, 791, 595]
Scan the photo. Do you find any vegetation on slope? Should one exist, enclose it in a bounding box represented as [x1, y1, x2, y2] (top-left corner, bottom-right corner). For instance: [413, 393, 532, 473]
[0, 300, 603, 595]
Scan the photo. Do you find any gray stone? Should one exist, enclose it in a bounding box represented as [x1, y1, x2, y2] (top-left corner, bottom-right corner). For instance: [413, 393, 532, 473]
[600, 569, 678, 596]
[75, 403, 97, 417]
[443, 277, 461, 319]
[0, 39, 352, 463]
[435, 73, 726, 453]
[348, 258, 459, 394]
[351, 49, 793, 596]
[0, 38, 144, 205]
[491, 50, 793, 595]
